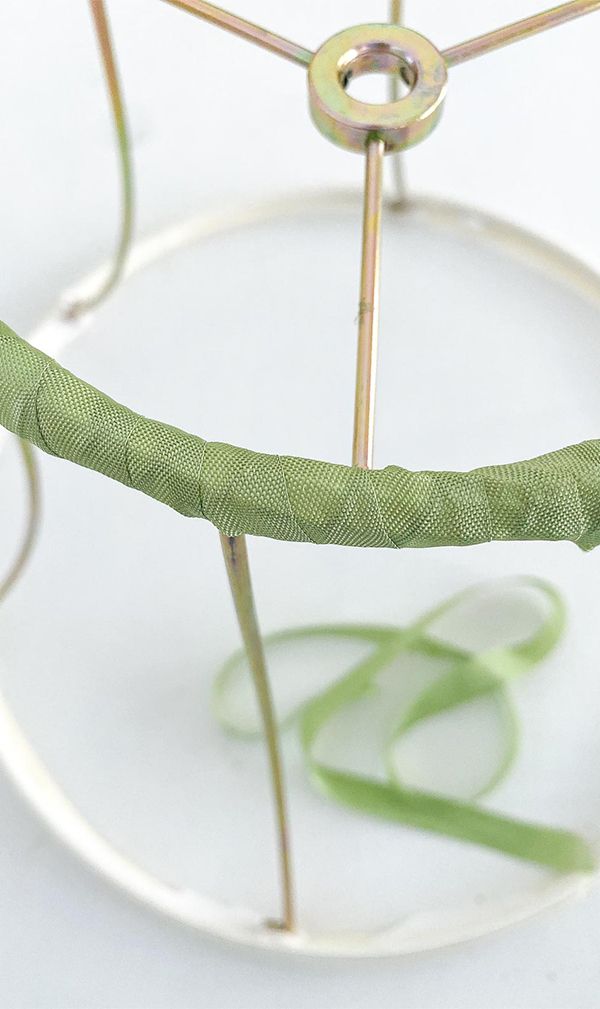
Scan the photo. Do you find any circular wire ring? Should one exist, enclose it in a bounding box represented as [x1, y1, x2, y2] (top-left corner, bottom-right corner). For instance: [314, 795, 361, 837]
[1, 191, 600, 957]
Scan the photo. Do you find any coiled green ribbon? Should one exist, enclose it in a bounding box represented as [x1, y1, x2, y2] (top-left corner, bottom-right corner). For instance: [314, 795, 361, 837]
[214, 578, 596, 873]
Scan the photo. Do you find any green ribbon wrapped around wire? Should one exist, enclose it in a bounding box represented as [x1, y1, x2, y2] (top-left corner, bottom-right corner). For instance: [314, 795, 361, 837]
[214, 578, 596, 874]
[0, 351, 594, 877]
[3, 320, 600, 551]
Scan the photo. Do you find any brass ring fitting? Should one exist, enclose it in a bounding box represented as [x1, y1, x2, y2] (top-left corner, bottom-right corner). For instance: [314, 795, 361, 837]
[308, 24, 447, 154]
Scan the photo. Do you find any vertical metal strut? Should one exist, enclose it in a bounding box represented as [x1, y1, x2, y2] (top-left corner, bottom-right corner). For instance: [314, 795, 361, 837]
[353, 137, 385, 470]
[218, 536, 295, 931]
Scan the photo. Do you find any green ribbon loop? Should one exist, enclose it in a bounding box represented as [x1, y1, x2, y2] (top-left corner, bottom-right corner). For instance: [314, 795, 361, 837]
[213, 577, 595, 874]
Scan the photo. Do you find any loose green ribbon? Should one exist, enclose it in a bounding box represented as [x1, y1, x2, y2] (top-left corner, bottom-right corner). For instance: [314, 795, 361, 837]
[214, 578, 596, 874]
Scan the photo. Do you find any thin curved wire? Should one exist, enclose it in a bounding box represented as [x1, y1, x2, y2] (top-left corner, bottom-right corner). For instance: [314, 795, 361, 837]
[66, 1, 134, 318]
[0, 441, 40, 607]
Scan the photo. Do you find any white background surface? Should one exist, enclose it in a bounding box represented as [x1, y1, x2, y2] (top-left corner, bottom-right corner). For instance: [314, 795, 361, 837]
[2, 2, 600, 1007]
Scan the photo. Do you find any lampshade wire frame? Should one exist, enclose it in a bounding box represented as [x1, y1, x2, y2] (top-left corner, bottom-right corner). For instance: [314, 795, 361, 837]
[21, 0, 600, 941]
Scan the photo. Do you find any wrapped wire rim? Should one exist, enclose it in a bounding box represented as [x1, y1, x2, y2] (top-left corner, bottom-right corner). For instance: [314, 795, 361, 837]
[3, 189, 600, 555]
[1, 192, 600, 954]
[6, 315, 600, 552]
[4, 191, 600, 557]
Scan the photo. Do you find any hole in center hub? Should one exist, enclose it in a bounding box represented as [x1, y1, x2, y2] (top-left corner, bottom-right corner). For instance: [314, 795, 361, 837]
[340, 45, 416, 105]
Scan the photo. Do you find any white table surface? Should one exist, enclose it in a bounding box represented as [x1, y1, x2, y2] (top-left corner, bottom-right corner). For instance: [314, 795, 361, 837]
[1, 2, 600, 1006]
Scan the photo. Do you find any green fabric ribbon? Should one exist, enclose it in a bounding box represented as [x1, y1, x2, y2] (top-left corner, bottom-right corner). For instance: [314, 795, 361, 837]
[214, 578, 595, 873]
[2, 320, 600, 551]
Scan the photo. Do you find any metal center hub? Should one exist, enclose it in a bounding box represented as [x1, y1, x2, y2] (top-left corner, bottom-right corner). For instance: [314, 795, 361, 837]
[308, 24, 447, 154]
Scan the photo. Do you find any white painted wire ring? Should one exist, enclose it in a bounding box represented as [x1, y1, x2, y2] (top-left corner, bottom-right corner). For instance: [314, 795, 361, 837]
[1, 189, 599, 957]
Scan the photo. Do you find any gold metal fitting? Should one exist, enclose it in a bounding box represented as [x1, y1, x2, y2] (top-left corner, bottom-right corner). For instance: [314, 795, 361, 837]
[308, 24, 447, 154]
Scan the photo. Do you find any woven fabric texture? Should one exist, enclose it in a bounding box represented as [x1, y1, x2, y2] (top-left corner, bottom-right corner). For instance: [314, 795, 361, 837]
[2, 319, 600, 551]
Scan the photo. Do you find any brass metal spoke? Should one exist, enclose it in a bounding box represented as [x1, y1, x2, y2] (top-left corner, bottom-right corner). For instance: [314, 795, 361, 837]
[443, 0, 600, 68]
[161, 0, 313, 66]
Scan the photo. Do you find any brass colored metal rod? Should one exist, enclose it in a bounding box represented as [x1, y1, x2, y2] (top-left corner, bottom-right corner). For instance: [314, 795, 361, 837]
[219, 533, 295, 932]
[69, 0, 134, 317]
[443, 0, 600, 67]
[353, 138, 385, 470]
[388, 0, 407, 205]
[390, 1, 403, 23]
[161, 0, 313, 67]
